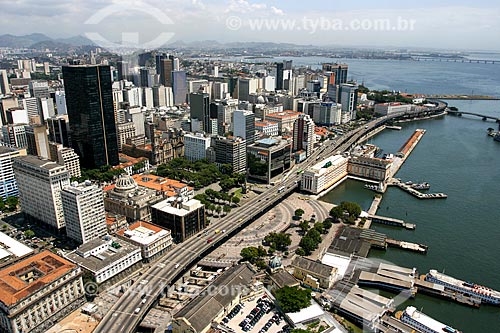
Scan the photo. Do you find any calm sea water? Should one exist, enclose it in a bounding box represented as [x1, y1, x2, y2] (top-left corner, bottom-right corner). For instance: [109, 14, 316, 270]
[322, 99, 500, 332]
[221, 55, 500, 96]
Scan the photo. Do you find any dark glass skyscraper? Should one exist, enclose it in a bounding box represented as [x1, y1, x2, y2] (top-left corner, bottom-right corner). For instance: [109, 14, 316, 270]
[62, 65, 119, 168]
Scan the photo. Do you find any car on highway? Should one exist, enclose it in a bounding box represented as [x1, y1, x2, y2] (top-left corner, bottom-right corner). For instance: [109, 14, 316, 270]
[207, 238, 213, 243]
[134, 307, 141, 314]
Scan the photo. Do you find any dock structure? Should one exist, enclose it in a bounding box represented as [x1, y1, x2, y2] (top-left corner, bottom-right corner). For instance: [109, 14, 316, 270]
[386, 239, 428, 254]
[357, 263, 418, 295]
[369, 214, 416, 230]
[388, 179, 448, 199]
[326, 283, 395, 330]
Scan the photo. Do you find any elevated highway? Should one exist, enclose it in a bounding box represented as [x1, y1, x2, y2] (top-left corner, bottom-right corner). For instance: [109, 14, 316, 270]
[93, 111, 416, 333]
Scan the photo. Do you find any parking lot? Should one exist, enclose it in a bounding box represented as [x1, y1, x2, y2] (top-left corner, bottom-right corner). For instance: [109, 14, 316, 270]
[220, 295, 290, 333]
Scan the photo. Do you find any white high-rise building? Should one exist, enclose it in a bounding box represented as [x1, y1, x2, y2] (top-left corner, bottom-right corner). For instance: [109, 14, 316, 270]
[13, 156, 70, 231]
[233, 110, 256, 146]
[184, 133, 211, 161]
[57, 147, 81, 179]
[124, 87, 143, 107]
[188, 79, 209, 94]
[2, 124, 28, 148]
[313, 102, 342, 126]
[55, 91, 67, 115]
[264, 76, 276, 92]
[0, 69, 10, 95]
[0, 146, 25, 199]
[212, 82, 228, 100]
[293, 114, 316, 157]
[61, 182, 107, 244]
[142, 87, 154, 109]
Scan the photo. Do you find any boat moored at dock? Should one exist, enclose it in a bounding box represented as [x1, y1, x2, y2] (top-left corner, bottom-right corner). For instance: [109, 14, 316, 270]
[425, 270, 500, 305]
[399, 306, 463, 333]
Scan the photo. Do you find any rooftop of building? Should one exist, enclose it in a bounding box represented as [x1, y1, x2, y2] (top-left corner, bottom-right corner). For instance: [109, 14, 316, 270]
[309, 155, 348, 172]
[0, 231, 34, 263]
[0, 251, 77, 307]
[62, 181, 99, 195]
[265, 110, 301, 119]
[13, 155, 67, 171]
[113, 154, 148, 170]
[174, 264, 255, 333]
[65, 236, 140, 273]
[269, 270, 299, 289]
[292, 256, 337, 278]
[151, 199, 203, 216]
[255, 120, 278, 127]
[116, 221, 170, 245]
[105, 213, 126, 225]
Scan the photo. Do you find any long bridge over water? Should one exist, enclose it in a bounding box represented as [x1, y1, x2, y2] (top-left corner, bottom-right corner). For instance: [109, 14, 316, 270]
[447, 110, 500, 123]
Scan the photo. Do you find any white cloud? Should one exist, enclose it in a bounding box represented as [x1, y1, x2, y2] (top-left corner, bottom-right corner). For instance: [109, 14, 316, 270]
[271, 6, 285, 16]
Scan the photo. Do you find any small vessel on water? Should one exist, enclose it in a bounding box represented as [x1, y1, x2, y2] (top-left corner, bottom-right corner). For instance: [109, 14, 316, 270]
[411, 182, 431, 190]
[494, 133, 500, 142]
[364, 183, 384, 193]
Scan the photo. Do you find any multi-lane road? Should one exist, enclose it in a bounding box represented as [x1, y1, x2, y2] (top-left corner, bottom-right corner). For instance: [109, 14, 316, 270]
[93, 113, 400, 333]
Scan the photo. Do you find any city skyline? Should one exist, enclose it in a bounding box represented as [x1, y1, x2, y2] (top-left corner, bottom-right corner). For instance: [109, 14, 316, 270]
[0, 0, 499, 51]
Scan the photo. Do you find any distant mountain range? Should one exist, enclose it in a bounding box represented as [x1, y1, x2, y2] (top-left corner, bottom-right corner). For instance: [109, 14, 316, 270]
[0, 33, 96, 48]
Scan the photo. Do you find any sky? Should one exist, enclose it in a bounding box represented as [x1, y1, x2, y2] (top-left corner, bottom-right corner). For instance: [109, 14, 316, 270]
[1, 0, 500, 51]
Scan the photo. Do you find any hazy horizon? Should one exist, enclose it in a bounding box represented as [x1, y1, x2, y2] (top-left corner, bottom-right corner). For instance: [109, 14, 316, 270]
[1, 0, 500, 51]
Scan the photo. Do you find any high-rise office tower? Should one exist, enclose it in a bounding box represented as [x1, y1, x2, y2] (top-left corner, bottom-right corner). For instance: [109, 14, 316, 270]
[233, 110, 256, 146]
[172, 70, 187, 105]
[0, 146, 24, 199]
[116, 60, 129, 81]
[322, 63, 349, 85]
[189, 92, 210, 132]
[159, 58, 173, 87]
[338, 84, 359, 122]
[293, 114, 316, 157]
[313, 101, 342, 126]
[275, 62, 284, 90]
[29, 80, 49, 99]
[61, 182, 107, 244]
[0, 70, 11, 95]
[47, 115, 71, 147]
[25, 124, 50, 159]
[13, 156, 70, 231]
[62, 65, 119, 168]
[2, 124, 28, 148]
[54, 91, 67, 115]
[214, 136, 247, 174]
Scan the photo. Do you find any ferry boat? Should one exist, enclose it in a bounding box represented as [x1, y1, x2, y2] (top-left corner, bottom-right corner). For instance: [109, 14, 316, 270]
[411, 182, 431, 190]
[364, 183, 384, 193]
[400, 306, 462, 333]
[425, 270, 500, 305]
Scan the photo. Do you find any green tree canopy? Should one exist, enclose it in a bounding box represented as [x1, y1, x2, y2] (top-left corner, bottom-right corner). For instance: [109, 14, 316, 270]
[274, 286, 312, 313]
[295, 208, 305, 217]
[264, 232, 292, 251]
[24, 230, 35, 239]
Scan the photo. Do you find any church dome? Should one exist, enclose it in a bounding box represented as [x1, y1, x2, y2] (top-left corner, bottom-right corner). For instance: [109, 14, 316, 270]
[114, 175, 138, 192]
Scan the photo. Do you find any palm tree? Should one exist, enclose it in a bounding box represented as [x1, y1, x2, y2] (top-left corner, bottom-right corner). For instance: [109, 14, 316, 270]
[215, 205, 222, 217]
[223, 205, 231, 216]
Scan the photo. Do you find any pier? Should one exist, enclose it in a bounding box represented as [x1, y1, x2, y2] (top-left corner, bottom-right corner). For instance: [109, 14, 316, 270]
[369, 214, 416, 230]
[386, 125, 402, 130]
[388, 179, 448, 200]
[386, 238, 428, 254]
